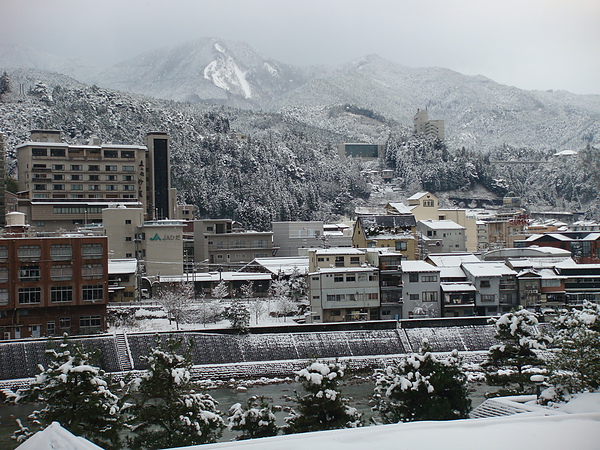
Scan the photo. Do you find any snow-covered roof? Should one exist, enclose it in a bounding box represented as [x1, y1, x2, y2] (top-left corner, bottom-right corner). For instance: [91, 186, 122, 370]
[108, 258, 137, 274]
[507, 257, 576, 270]
[183, 394, 600, 450]
[553, 149, 578, 156]
[310, 248, 365, 255]
[427, 254, 480, 267]
[440, 282, 477, 292]
[461, 262, 516, 277]
[309, 266, 377, 275]
[159, 272, 272, 283]
[440, 266, 467, 279]
[407, 192, 430, 200]
[16, 421, 104, 450]
[418, 219, 465, 230]
[243, 257, 309, 275]
[400, 260, 440, 273]
[385, 202, 413, 214]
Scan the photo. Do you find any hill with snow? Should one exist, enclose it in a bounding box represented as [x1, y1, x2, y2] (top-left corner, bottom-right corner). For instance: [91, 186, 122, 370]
[3, 38, 599, 151]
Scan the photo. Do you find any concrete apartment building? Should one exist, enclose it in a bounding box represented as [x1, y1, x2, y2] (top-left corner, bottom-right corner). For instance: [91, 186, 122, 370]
[308, 248, 380, 323]
[461, 262, 518, 315]
[16, 130, 191, 231]
[0, 213, 108, 339]
[400, 260, 442, 319]
[417, 219, 467, 254]
[193, 219, 277, 269]
[272, 221, 352, 256]
[352, 215, 417, 260]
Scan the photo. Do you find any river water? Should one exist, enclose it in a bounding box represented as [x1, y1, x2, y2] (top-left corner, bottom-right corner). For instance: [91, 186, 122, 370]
[0, 378, 494, 448]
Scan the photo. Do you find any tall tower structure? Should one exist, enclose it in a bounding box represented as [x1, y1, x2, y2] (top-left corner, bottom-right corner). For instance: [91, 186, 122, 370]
[145, 132, 171, 220]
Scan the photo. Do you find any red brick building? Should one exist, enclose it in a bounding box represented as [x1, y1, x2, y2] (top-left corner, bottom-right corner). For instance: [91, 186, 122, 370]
[0, 234, 108, 339]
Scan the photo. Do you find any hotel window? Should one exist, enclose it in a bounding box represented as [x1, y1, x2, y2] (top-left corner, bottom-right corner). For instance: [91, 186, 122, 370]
[50, 244, 72, 261]
[50, 264, 73, 281]
[70, 174, 82, 181]
[82, 244, 103, 259]
[52, 184, 65, 191]
[105, 165, 117, 172]
[123, 185, 135, 191]
[121, 150, 135, 158]
[89, 185, 101, 191]
[82, 285, 103, 302]
[105, 185, 118, 191]
[70, 164, 83, 171]
[123, 165, 135, 172]
[47, 321, 56, 335]
[18, 287, 41, 304]
[88, 165, 100, 171]
[52, 174, 64, 180]
[409, 294, 420, 301]
[106, 174, 117, 181]
[50, 286, 73, 303]
[82, 264, 104, 279]
[18, 266, 41, 282]
[50, 148, 66, 157]
[34, 184, 47, 191]
[0, 289, 8, 305]
[52, 164, 64, 171]
[123, 175, 134, 181]
[32, 148, 47, 156]
[103, 150, 118, 158]
[18, 245, 41, 261]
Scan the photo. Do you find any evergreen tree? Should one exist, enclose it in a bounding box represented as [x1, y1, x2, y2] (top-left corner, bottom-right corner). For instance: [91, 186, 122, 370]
[128, 336, 224, 449]
[228, 396, 279, 440]
[284, 361, 361, 433]
[0, 71, 10, 99]
[373, 344, 471, 423]
[484, 308, 551, 393]
[549, 301, 600, 394]
[16, 335, 122, 449]
[226, 298, 251, 333]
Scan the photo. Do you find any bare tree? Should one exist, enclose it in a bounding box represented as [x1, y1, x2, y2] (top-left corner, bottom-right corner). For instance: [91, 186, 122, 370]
[155, 281, 194, 330]
[211, 280, 229, 301]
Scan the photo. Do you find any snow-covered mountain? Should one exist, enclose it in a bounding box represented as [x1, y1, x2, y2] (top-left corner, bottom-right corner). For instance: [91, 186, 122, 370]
[2, 37, 600, 151]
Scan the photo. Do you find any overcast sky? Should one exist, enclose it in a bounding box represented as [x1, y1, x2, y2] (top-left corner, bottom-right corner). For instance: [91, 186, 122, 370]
[2, 0, 599, 95]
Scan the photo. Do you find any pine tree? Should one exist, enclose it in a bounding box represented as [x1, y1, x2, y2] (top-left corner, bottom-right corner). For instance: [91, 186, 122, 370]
[284, 361, 361, 433]
[127, 336, 224, 449]
[16, 335, 122, 449]
[226, 299, 251, 333]
[373, 344, 471, 423]
[228, 396, 279, 440]
[484, 308, 551, 393]
[549, 301, 600, 394]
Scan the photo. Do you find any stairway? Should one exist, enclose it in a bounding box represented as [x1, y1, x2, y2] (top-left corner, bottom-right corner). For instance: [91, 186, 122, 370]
[115, 333, 133, 371]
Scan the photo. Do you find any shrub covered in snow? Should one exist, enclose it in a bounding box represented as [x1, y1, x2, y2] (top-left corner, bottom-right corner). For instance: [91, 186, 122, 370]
[549, 301, 600, 394]
[127, 335, 225, 448]
[15, 334, 123, 449]
[225, 299, 251, 333]
[373, 343, 471, 423]
[284, 361, 362, 433]
[228, 396, 279, 440]
[484, 308, 551, 393]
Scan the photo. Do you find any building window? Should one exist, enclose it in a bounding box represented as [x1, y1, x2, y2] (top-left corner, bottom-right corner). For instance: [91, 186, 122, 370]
[335, 256, 345, 267]
[423, 199, 435, 207]
[50, 264, 73, 281]
[106, 174, 117, 181]
[70, 165, 83, 171]
[18, 266, 41, 281]
[71, 184, 83, 190]
[59, 317, 71, 329]
[123, 175, 134, 181]
[409, 294, 419, 301]
[50, 286, 73, 302]
[123, 185, 135, 191]
[350, 256, 360, 265]
[82, 264, 104, 279]
[80, 316, 102, 328]
[89, 185, 101, 191]
[88, 175, 99, 181]
[50, 148, 66, 157]
[33, 184, 47, 191]
[480, 280, 491, 288]
[0, 266, 7, 283]
[395, 241, 408, 251]
[82, 244, 103, 259]
[125, 236, 132, 242]
[88, 165, 100, 171]
[18, 287, 41, 304]
[105, 185, 118, 191]
[103, 150, 118, 158]
[123, 165, 135, 172]
[481, 294, 496, 302]
[52, 174, 64, 180]
[334, 275, 344, 282]
[317, 257, 325, 262]
[327, 294, 345, 302]
[50, 244, 72, 261]
[422, 275, 437, 282]
[47, 321, 56, 335]
[82, 285, 103, 302]
[329, 310, 341, 317]
[0, 247, 7, 261]
[369, 274, 378, 281]
[32, 148, 47, 156]
[0, 289, 8, 305]
[408, 273, 419, 283]
[18, 245, 41, 261]
[422, 291, 438, 302]
[121, 150, 135, 158]
[346, 274, 356, 282]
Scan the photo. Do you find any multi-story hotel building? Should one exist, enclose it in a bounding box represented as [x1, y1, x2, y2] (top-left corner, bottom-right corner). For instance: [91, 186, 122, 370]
[16, 130, 185, 230]
[0, 213, 109, 339]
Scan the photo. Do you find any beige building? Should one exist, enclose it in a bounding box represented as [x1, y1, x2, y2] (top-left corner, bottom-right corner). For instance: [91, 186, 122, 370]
[16, 130, 189, 231]
[413, 109, 445, 140]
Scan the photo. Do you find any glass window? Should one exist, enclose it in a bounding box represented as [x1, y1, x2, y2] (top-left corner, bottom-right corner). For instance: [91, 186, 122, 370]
[80, 316, 102, 328]
[59, 317, 71, 329]
[18, 287, 41, 304]
[32, 148, 47, 156]
[50, 264, 73, 281]
[50, 148, 66, 157]
[18, 245, 41, 261]
[103, 150, 118, 158]
[18, 266, 41, 281]
[0, 266, 8, 282]
[0, 247, 7, 260]
[0, 289, 8, 305]
[408, 273, 418, 283]
[52, 164, 64, 171]
[50, 286, 73, 302]
[82, 244, 103, 259]
[82, 264, 104, 279]
[82, 285, 103, 301]
[422, 291, 438, 302]
[70, 165, 83, 171]
[123, 165, 134, 172]
[50, 244, 72, 261]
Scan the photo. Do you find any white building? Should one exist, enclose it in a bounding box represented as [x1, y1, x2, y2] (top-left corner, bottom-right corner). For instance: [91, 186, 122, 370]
[417, 219, 467, 254]
[400, 260, 442, 319]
